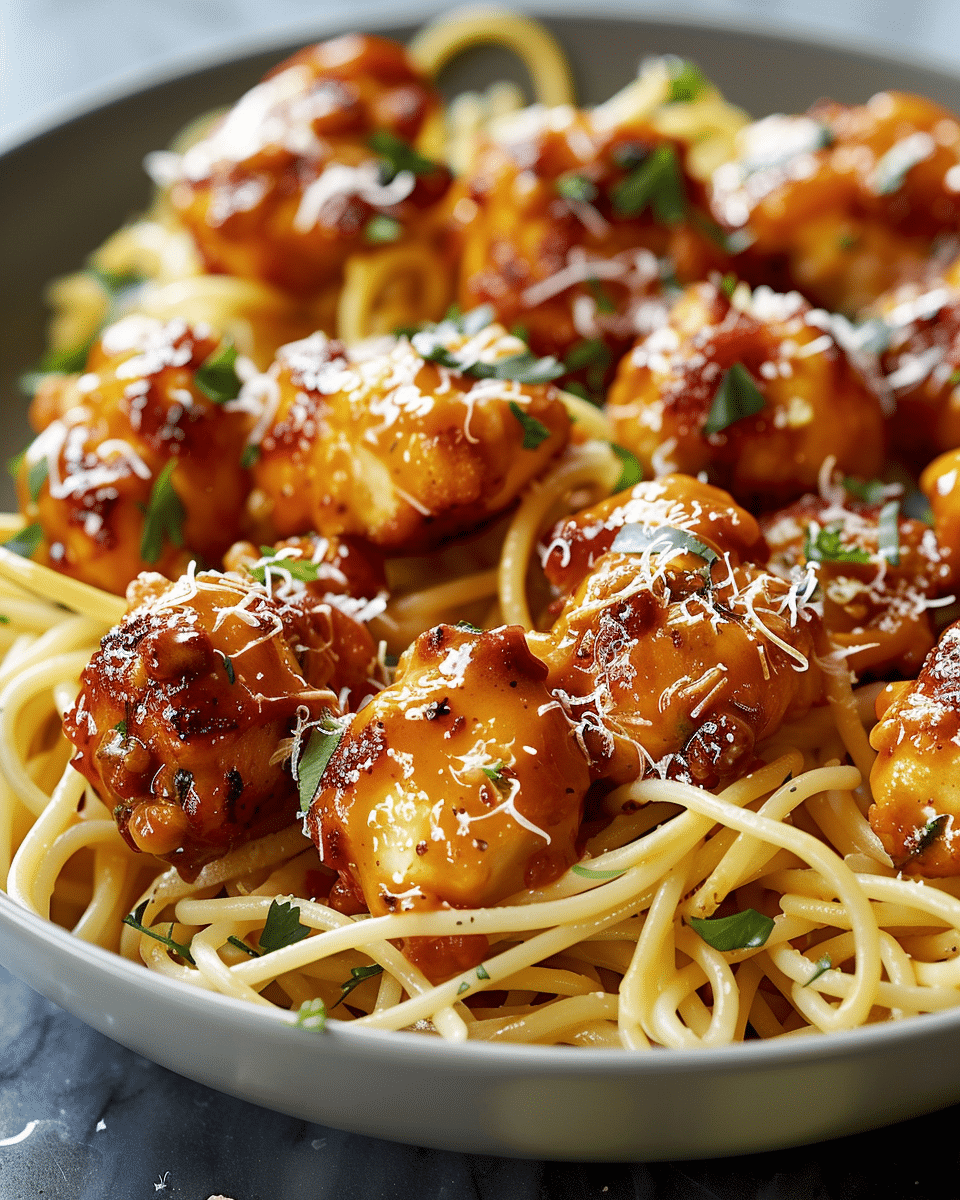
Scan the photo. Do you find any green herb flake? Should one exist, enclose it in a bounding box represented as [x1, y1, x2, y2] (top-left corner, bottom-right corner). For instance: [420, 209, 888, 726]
[910, 812, 950, 859]
[298, 716, 348, 813]
[702, 362, 765, 435]
[457, 981, 471, 995]
[122, 899, 196, 964]
[194, 340, 242, 405]
[7, 448, 26, 481]
[588, 277, 617, 314]
[331, 963, 385, 1010]
[39, 340, 94, 375]
[27, 457, 49, 503]
[610, 523, 719, 574]
[510, 323, 530, 345]
[508, 402, 552, 450]
[802, 954, 833, 987]
[365, 214, 403, 244]
[455, 620, 483, 633]
[295, 997, 327, 1032]
[878, 499, 901, 567]
[687, 908, 774, 951]
[611, 144, 687, 224]
[667, 60, 706, 104]
[249, 551, 322, 586]
[0, 615, 9, 626]
[219, 651, 236, 685]
[564, 338, 611, 375]
[719, 272, 738, 299]
[610, 444, 642, 493]
[90, 266, 143, 296]
[872, 134, 934, 196]
[2, 523, 44, 560]
[571, 863, 628, 881]
[843, 477, 889, 505]
[140, 459, 185, 564]
[241, 444, 261, 469]
[949, 368, 960, 387]
[475, 964, 491, 981]
[803, 524, 872, 565]
[114, 719, 128, 739]
[227, 935, 261, 958]
[369, 130, 439, 182]
[257, 898, 311, 954]
[555, 173, 599, 205]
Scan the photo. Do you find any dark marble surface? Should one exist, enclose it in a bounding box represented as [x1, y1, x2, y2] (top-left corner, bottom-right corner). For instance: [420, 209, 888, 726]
[0, 955, 957, 1198]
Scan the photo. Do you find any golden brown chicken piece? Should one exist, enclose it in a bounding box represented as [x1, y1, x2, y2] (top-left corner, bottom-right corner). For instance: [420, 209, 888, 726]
[164, 35, 450, 297]
[15, 316, 254, 595]
[305, 622, 591, 976]
[540, 472, 767, 599]
[224, 533, 388, 624]
[761, 481, 953, 678]
[64, 568, 382, 878]
[538, 538, 826, 790]
[870, 621, 960, 875]
[248, 316, 571, 551]
[710, 91, 960, 313]
[606, 280, 886, 508]
[448, 103, 724, 397]
[873, 258, 960, 465]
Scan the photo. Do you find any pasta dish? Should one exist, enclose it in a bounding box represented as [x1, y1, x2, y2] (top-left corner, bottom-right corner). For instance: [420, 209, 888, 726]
[6, 9, 960, 1053]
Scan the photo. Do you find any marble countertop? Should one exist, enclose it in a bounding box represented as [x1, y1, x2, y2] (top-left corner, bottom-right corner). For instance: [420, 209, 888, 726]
[4, 2, 960, 1196]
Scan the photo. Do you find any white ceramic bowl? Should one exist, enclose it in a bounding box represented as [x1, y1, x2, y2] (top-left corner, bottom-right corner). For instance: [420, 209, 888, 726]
[3, 10, 960, 1161]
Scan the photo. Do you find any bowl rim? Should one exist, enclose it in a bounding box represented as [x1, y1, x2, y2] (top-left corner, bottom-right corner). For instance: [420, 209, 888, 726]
[4, 1, 960, 1089]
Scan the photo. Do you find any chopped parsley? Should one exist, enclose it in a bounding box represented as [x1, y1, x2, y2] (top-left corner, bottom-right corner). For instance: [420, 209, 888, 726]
[219, 651, 236, 685]
[331, 963, 384, 1009]
[508, 402, 552, 450]
[194, 340, 242, 404]
[571, 863, 628, 881]
[877, 499, 901, 566]
[843, 477, 889, 505]
[240, 444, 261, 469]
[365, 214, 402, 244]
[2, 523, 43, 559]
[257, 898, 312, 954]
[702, 362, 765, 435]
[610, 444, 642, 493]
[39, 340, 94, 375]
[122, 900, 195, 964]
[687, 908, 774, 951]
[369, 130, 440, 183]
[249, 550, 322, 585]
[803, 524, 871, 565]
[610, 523, 718, 586]
[588, 277, 617, 314]
[7, 448, 25, 480]
[564, 337, 611, 392]
[139, 459, 186, 564]
[27, 457, 49, 503]
[719, 271, 738, 299]
[910, 812, 950, 859]
[294, 997, 327, 1032]
[610, 144, 686, 224]
[802, 954, 833, 987]
[411, 307, 563, 386]
[666, 60, 706, 104]
[555, 173, 599, 204]
[298, 715, 349, 813]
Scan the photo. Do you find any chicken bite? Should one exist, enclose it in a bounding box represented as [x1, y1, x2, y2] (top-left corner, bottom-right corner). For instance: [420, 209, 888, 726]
[538, 537, 826, 790]
[15, 316, 254, 595]
[870, 621, 960, 875]
[710, 91, 960, 313]
[540, 472, 767, 599]
[761, 480, 953, 677]
[247, 314, 571, 551]
[305, 622, 591, 975]
[606, 280, 886, 508]
[64, 567, 383, 878]
[163, 34, 450, 297]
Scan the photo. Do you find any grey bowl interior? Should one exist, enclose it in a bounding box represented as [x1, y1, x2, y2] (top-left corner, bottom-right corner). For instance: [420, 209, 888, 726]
[4, 9, 960, 1162]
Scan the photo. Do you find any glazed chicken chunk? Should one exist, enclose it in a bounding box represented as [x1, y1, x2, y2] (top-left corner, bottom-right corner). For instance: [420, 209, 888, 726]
[64, 568, 382, 877]
[449, 102, 722, 394]
[305, 622, 591, 975]
[606, 280, 886, 508]
[762, 481, 953, 677]
[710, 91, 960, 313]
[164, 34, 450, 297]
[538, 519, 826, 790]
[17, 315, 254, 595]
[870, 621, 960, 875]
[248, 315, 571, 551]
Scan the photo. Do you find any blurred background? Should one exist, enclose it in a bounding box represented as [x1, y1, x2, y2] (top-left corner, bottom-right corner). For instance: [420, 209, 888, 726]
[5, 0, 960, 139]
